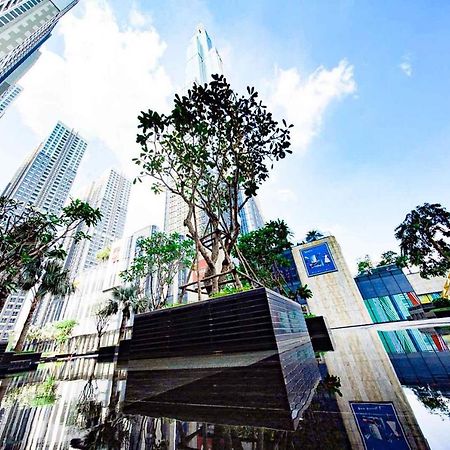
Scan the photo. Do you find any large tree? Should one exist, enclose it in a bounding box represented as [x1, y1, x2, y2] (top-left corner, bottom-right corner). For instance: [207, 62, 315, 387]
[120, 231, 195, 309]
[134, 75, 292, 294]
[14, 260, 75, 352]
[395, 203, 450, 278]
[0, 197, 101, 310]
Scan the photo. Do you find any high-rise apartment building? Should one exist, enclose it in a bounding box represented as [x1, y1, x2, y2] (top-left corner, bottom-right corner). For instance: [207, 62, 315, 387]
[0, 0, 26, 13]
[0, 0, 78, 93]
[2, 121, 86, 214]
[164, 24, 264, 236]
[64, 169, 131, 278]
[0, 121, 86, 340]
[0, 82, 21, 117]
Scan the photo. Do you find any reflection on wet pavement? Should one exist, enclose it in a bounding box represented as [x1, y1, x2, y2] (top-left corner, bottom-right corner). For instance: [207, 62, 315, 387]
[0, 323, 448, 449]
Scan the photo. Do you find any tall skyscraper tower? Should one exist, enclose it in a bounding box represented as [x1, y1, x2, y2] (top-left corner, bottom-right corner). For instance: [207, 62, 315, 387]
[0, 120, 86, 340]
[164, 24, 264, 236]
[185, 23, 223, 86]
[2, 121, 87, 215]
[0, 82, 21, 117]
[0, 0, 78, 93]
[64, 169, 131, 278]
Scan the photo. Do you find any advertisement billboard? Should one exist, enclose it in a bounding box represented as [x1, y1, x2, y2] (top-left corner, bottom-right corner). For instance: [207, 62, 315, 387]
[300, 242, 337, 277]
[350, 402, 410, 450]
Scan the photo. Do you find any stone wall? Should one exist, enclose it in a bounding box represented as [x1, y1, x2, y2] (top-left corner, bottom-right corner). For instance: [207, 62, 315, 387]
[292, 236, 372, 328]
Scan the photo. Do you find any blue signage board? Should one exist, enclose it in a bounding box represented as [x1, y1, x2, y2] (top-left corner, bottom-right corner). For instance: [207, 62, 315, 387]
[350, 402, 410, 450]
[300, 242, 337, 277]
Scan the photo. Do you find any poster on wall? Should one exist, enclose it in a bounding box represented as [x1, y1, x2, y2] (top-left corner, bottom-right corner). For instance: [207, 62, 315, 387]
[350, 402, 411, 450]
[300, 242, 337, 277]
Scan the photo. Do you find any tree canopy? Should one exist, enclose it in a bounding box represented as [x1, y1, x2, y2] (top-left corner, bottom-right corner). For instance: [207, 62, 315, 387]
[377, 250, 409, 269]
[395, 203, 450, 278]
[0, 197, 101, 309]
[236, 220, 300, 299]
[134, 75, 292, 293]
[121, 231, 195, 309]
[305, 230, 324, 243]
[357, 255, 373, 275]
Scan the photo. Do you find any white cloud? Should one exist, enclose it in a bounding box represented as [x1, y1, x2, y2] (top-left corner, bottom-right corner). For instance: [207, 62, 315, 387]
[128, 5, 152, 29]
[268, 59, 356, 151]
[276, 188, 298, 203]
[16, 0, 172, 170]
[14, 0, 173, 234]
[399, 55, 413, 77]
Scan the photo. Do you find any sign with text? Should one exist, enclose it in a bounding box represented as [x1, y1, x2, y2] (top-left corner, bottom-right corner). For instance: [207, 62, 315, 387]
[300, 242, 337, 277]
[350, 402, 410, 450]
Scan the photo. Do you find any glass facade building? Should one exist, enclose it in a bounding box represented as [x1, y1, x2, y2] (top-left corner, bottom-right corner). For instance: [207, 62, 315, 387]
[355, 264, 444, 323]
[355, 265, 420, 323]
[355, 265, 422, 322]
[379, 326, 450, 389]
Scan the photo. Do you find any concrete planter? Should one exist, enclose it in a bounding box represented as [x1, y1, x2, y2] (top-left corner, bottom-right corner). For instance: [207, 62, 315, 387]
[124, 287, 321, 430]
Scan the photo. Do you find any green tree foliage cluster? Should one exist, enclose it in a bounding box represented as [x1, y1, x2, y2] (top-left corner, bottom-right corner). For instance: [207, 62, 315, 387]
[95, 231, 195, 344]
[53, 319, 78, 346]
[236, 220, 313, 301]
[0, 197, 101, 309]
[304, 230, 324, 243]
[121, 231, 195, 309]
[96, 246, 111, 262]
[395, 202, 450, 278]
[357, 251, 409, 275]
[134, 75, 292, 293]
[4, 376, 58, 407]
[21, 319, 77, 351]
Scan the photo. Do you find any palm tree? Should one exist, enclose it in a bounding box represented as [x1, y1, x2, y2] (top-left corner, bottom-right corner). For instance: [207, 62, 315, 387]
[305, 230, 324, 243]
[15, 260, 74, 352]
[297, 284, 313, 301]
[106, 286, 146, 343]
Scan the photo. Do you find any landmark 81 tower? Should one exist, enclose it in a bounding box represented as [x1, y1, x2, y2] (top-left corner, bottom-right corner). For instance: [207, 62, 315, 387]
[164, 24, 264, 235]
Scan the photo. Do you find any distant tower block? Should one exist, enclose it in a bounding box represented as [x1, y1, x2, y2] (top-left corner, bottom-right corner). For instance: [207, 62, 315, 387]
[292, 236, 372, 328]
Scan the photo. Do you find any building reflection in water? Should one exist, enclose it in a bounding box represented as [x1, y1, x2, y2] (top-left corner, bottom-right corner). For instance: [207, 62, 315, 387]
[123, 343, 320, 431]
[322, 326, 430, 450]
[380, 325, 450, 425]
[0, 325, 447, 448]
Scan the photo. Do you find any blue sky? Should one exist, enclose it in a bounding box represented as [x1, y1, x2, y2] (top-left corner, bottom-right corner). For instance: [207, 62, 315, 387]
[1, 0, 449, 272]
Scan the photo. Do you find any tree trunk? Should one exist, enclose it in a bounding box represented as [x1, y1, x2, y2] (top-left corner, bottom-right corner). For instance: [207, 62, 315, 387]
[118, 309, 128, 343]
[15, 295, 41, 352]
